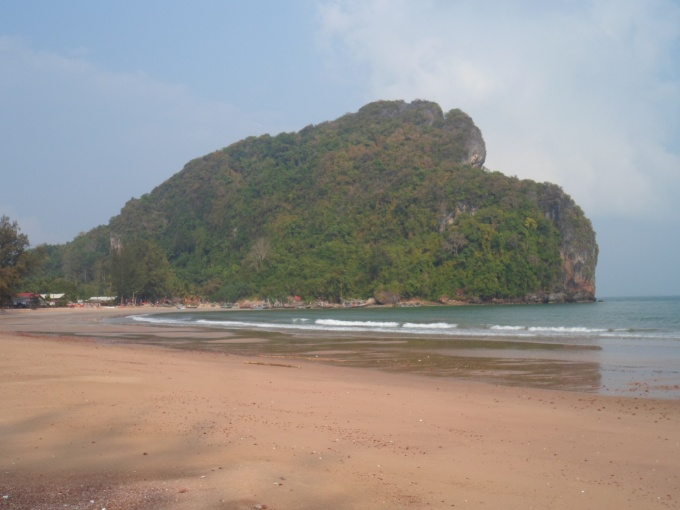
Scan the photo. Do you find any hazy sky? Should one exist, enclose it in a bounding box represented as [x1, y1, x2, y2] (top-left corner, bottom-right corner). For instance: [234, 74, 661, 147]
[1, 0, 679, 297]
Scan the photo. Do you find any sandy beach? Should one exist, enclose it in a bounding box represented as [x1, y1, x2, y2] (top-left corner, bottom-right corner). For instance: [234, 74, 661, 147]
[0, 308, 678, 509]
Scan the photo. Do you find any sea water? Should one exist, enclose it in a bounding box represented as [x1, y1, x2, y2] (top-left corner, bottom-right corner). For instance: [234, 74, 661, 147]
[125, 296, 680, 398]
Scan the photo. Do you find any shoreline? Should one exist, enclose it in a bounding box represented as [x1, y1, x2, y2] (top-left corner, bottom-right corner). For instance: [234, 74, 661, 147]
[1, 308, 678, 508]
[3, 305, 679, 399]
[3, 305, 680, 400]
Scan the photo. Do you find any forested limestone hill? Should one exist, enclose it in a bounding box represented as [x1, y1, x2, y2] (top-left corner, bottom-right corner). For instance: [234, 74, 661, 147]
[35, 100, 598, 304]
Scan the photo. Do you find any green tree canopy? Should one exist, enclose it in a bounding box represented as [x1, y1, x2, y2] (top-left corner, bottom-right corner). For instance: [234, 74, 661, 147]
[0, 215, 44, 306]
[111, 238, 173, 303]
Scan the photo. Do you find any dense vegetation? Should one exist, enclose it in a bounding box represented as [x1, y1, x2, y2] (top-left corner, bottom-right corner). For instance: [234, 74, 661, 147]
[1, 215, 44, 306]
[28, 100, 598, 304]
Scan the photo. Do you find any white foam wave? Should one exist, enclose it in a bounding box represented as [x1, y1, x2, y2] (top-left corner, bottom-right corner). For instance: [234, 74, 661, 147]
[128, 314, 617, 340]
[527, 326, 607, 334]
[316, 319, 400, 328]
[486, 323, 607, 335]
[402, 322, 457, 329]
[130, 315, 187, 325]
[195, 318, 397, 334]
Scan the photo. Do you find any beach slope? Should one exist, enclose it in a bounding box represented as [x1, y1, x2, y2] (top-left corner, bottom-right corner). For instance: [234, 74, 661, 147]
[0, 309, 677, 509]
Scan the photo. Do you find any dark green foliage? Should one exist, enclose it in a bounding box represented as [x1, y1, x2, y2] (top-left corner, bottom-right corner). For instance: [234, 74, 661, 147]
[0, 215, 44, 305]
[27, 226, 111, 300]
[110, 238, 173, 303]
[36, 100, 597, 303]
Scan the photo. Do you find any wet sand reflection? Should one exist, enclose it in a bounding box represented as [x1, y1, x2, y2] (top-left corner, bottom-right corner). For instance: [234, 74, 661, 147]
[106, 328, 603, 393]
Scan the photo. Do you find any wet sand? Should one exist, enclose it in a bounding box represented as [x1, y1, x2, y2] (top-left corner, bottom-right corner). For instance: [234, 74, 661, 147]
[0, 308, 678, 509]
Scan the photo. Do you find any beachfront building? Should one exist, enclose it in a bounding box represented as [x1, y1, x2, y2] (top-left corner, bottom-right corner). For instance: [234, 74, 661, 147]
[40, 293, 66, 306]
[10, 293, 46, 308]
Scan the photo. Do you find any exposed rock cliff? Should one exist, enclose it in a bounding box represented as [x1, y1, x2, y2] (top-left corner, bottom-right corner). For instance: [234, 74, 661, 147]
[539, 184, 598, 302]
[351, 100, 486, 167]
[440, 108, 486, 168]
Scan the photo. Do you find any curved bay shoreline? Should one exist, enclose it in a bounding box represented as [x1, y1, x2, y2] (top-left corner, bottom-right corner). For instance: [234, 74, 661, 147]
[0, 307, 678, 509]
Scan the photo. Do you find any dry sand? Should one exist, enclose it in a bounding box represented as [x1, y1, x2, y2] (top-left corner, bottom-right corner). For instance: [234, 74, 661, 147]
[0, 308, 678, 509]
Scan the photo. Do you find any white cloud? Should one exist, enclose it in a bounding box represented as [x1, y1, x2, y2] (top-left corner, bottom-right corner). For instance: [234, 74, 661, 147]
[317, 0, 680, 220]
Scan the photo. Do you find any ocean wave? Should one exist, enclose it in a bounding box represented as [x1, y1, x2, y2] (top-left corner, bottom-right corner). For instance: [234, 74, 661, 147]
[600, 330, 680, 341]
[129, 315, 187, 325]
[402, 322, 457, 329]
[527, 326, 607, 334]
[128, 313, 670, 342]
[488, 323, 606, 334]
[194, 318, 400, 334]
[316, 319, 400, 328]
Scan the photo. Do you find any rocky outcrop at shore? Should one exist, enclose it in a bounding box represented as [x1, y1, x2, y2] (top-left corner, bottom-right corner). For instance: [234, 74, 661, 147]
[539, 183, 598, 302]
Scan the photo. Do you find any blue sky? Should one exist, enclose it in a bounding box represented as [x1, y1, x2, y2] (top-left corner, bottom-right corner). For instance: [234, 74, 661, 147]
[1, 0, 679, 297]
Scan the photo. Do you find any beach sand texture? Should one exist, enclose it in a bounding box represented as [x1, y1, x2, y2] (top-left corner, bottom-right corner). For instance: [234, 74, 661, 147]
[0, 308, 678, 509]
